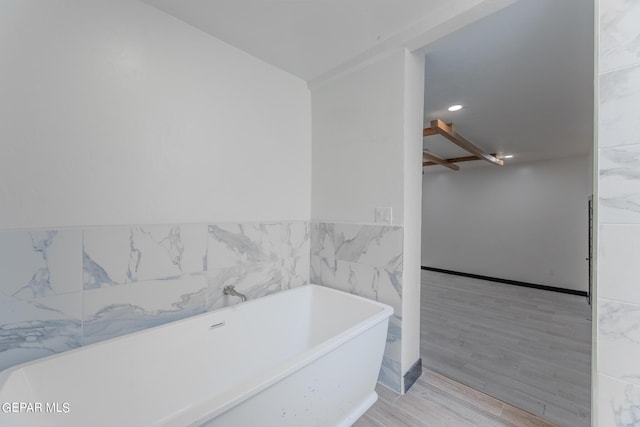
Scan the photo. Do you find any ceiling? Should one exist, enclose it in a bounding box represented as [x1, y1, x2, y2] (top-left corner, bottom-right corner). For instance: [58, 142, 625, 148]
[421, 0, 594, 168]
[142, 0, 454, 82]
[142, 0, 594, 168]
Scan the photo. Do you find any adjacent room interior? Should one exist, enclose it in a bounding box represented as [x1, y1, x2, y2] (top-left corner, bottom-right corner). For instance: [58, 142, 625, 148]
[419, 1, 594, 426]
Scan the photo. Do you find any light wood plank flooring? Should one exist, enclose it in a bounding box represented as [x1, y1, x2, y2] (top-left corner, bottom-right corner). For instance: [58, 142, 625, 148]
[419, 271, 591, 426]
[355, 369, 558, 427]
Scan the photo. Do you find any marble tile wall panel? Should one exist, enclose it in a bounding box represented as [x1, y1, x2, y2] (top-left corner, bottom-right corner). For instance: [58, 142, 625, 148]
[83, 225, 207, 289]
[310, 221, 403, 392]
[206, 222, 309, 310]
[598, 374, 640, 427]
[311, 222, 403, 308]
[333, 260, 403, 316]
[599, 224, 640, 305]
[599, 145, 640, 223]
[598, 300, 640, 386]
[334, 223, 403, 269]
[0, 230, 83, 371]
[598, 1, 640, 423]
[599, 64, 640, 149]
[310, 222, 335, 285]
[83, 276, 207, 345]
[599, 0, 640, 74]
[0, 293, 82, 372]
[0, 230, 82, 300]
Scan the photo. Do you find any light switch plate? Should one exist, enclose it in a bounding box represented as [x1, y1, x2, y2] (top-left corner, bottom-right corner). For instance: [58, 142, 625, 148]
[375, 207, 392, 224]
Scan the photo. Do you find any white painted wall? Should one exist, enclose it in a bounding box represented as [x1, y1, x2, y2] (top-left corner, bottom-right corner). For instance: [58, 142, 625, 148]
[311, 49, 425, 390]
[0, 0, 310, 229]
[311, 51, 405, 225]
[422, 156, 591, 292]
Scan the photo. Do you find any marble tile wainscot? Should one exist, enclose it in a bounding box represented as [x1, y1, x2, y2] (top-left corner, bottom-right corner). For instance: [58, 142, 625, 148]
[0, 221, 309, 371]
[597, 1, 640, 425]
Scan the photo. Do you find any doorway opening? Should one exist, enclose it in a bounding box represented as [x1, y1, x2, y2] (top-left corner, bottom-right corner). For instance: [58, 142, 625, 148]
[419, 1, 594, 425]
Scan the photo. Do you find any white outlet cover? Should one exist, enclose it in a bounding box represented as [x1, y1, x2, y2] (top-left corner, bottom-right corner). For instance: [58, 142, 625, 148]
[375, 207, 392, 224]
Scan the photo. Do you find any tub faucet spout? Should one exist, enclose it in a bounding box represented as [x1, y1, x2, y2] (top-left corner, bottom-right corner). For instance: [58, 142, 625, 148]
[223, 285, 247, 302]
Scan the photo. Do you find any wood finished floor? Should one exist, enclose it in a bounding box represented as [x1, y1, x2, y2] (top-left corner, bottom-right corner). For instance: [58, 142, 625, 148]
[419, 271, 591, 426]
[357, 270, 591, 427]
[355, 369, 558, 427]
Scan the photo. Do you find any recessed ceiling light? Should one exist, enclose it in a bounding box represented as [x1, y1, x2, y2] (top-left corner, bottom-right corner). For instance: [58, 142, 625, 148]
[503, 154, 514, 159]
[448, 104, 463, 112]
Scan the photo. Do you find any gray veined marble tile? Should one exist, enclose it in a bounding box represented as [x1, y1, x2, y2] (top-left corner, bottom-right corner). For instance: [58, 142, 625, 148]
[82, 276, 207, 345]
[282, 222, 310, 289]
[207, 224, 269, 269]
[599, 145, 640, 222]
[598, 299, 640, 386]
[310, 254, 337, 288]
[379, 357, 401, 394]
[0, 229, 82, 300]
[310, 223, 337, 285]
[375, 263, 402, 310]
[205, 222, 309, 308]
[333, 223, 403, 268]
[310, 255, 322, 284]
[207, 222, 308, 269]
[599, 224, 640, 305]
[0, 292, 82, 371]
[378, 314, 402, 393]
[599, 64, 640, 148]
[282, 252, 309, 290]
[333, 260, 369, 295]
[334, 260, 402, 315]
[598, 374, 640, 427]
[600, 0, 640, 74]
[282, 221, 310, 260]
[310, 222, 336, 257]
[319, 255, 337, 287]
[83, 225, 207, 289]
[311, 222, 403, 286]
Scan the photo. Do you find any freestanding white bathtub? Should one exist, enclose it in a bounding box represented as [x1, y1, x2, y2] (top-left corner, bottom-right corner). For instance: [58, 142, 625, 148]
[0, 284, 392, 427]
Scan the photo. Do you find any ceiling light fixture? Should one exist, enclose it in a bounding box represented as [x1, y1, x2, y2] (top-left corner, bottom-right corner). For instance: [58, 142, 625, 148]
[503, 154, 514, 159]
[448, 104, 463, 112]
